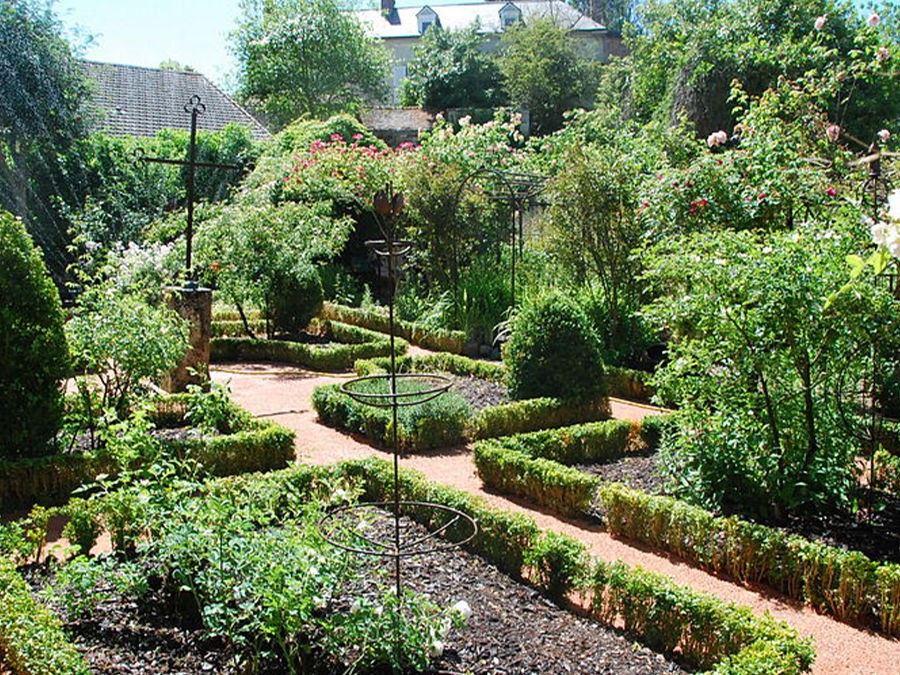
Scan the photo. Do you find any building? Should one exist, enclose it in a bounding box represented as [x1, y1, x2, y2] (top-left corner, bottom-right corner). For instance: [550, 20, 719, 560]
[355, 0, 625, 100]
[82, 61, 271, 141]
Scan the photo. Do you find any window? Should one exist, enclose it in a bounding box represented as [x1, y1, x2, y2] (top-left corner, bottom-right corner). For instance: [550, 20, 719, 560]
[416, 6, 438, 34]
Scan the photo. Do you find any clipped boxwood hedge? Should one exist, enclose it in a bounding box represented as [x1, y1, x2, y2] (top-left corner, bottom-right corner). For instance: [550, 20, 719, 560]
[0, 557, 90, 674]
[211, 320, 406, 371]
[320, 302, 466, 353]
[0, 404, 294, 510]
[337, 457, 814, 674]
[603, 366, 655, 403]
[601, 482, 900, 637]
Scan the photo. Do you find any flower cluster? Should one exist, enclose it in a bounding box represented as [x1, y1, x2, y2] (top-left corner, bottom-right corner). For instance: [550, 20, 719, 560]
[706, 130, 728, 148]
[870, 190, 900, 257]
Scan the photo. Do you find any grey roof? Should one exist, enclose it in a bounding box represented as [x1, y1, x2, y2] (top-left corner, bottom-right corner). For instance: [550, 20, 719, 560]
[357, 0, 606, 39]
[82, 61, 271, 141]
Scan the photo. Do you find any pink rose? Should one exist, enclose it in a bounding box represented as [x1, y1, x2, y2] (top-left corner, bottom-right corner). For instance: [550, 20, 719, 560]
[868, 13, 881, 27]
[814, 15, 827, 31]
[826, 124, 841, 142]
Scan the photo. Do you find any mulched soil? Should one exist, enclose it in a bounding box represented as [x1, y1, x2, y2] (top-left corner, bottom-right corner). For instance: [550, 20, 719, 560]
[26, 515, 688, 675]
[577, 451, 667, 495]
[443, 374, 509, 412]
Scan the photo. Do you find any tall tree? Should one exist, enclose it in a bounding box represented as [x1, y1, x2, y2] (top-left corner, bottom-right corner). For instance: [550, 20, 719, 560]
[498, 18, 597, 135]
[399, 24, 506, 110]
[0, 0, 90, 279]
[230, 0, 390, 128]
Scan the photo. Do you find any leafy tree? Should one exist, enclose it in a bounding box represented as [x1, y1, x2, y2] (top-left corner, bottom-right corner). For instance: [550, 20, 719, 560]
[0, 0, 90, 279]
[399, 25, 506, 110]
[570, 0, 638, 32]
[644, 225, 900, 520]
[618, 0, 899, 138]
[230, 0, 390, 128]
[0, 210, 69, 458]
[498, 18, 598, 135]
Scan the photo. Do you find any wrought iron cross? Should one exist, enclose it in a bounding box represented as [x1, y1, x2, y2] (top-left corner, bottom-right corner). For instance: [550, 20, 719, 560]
[137, 95, 244, 282]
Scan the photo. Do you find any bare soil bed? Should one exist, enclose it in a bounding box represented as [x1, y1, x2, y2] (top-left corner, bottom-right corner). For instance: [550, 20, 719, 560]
[443, 374, 509, 411]
[26, 517, 688, 675]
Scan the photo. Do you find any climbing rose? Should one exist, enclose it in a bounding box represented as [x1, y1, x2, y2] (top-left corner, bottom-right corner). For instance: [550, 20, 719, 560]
[826, 124, 841, 142]
[869, 13, 881, 27]
[814, 15, 827, 31]
[878, 129, 891, 143]
[877, 47, 891, 62]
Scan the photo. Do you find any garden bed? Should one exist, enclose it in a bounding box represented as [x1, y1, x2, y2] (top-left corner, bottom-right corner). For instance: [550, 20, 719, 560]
[23, 521, 688, 675]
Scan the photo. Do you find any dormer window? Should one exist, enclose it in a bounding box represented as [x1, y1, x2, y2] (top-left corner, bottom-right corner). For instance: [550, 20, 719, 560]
[499, 2, 523, 29]
[417, 6, 439, 34]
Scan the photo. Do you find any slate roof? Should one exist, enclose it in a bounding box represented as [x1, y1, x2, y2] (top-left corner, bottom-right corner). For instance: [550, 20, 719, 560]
[82, 61, 271, 141]
[357, 0, 607, 39]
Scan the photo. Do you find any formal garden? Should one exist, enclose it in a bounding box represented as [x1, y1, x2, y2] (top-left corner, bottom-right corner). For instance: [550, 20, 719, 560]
[4, 0, 900, 673]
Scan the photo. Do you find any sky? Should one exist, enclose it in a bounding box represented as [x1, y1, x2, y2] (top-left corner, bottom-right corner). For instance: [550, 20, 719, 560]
[55, 0, 475, 90]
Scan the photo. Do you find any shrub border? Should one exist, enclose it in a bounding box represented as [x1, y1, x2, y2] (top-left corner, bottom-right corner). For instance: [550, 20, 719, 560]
[320, 302, 466, 353]
[211, 320, 407, 371]
[471, 418, 900, 638]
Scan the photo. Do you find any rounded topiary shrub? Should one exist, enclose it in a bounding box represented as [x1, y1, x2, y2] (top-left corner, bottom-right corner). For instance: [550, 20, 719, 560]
[269, 264, 324, 336]
[0, 211, 69, 459]
[504, 293, 606, 401]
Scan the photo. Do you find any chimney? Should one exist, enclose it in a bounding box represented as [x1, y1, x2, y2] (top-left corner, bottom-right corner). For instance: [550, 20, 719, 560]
[381, 0, 400, 25]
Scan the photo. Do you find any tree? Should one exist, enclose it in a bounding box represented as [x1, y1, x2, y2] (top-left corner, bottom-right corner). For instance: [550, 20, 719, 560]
[644, 225, 900, 519]
[498, 18, 598, 135]
[618, 0, 899, 138]
[0, 0, 90, 279]
[399, 24, 506, 110]
[230, 0, 390, 128]
[570, 0, 638, 32]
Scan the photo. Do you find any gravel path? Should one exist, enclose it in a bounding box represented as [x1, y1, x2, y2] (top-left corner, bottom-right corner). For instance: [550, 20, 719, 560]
[210, 361, 900, 675]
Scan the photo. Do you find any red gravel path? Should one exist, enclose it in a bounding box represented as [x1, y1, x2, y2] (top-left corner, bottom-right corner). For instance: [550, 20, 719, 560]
[211, 362, 900, 675]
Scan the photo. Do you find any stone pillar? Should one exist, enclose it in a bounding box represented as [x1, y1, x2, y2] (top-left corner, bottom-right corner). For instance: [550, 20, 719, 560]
[160, 285, 212, 393]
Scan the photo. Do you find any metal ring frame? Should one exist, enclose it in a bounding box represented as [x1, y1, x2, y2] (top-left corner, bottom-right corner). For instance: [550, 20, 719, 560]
[340, 373, 452, 408]
[320, 501, 478, 558]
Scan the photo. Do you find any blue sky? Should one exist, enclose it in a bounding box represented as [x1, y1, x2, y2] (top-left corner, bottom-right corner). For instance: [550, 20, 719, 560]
[56, 0, 474, 89]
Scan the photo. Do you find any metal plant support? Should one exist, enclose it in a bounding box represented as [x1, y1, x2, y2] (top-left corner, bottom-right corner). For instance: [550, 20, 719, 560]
[135, 95, 244, 282]
[319, 187, 477, 602]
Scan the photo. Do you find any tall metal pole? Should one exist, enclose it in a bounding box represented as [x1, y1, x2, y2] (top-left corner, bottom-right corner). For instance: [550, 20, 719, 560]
[184, 96, 203, 280]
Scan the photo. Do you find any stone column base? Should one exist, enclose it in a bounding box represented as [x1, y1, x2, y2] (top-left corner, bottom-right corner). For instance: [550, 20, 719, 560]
[160, 285, 212, 393]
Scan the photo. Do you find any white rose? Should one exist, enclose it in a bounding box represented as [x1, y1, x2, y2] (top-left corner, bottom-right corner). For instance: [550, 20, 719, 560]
[451, 600, 473, 620]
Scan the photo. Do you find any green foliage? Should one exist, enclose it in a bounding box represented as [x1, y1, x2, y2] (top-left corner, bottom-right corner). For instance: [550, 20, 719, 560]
[524, 531, 589, 602]
[272, 114, 385, 156]
[0, 211, 69, 458]
[473, 440, 602, 517]
[269, 261, 323, 334]
[400, 25, 506, 110]
[60, 497, 101, 557]
[355, 352, 506, 382]
[342, 457, 814, 671]
[231, 0, 390, 127]
[498, 19, 598, 134]
[470, 397, 610, 439]
[644, 224, 900, 518]
[585, 558, 815, 672]
[621, 0, 896, 139]
[504, 292, 606, 401]
[321, 302, 467, 353]
[312, 381, 471, 452]
[0, 557, 90, 675]
[211, 320, 404, 372]
[480, 419, 634, 465]
[66, 285, 189, 417]
[599, 481, 900, 637]
[0, 0, 90, 280]
[196, 199, 350, 338]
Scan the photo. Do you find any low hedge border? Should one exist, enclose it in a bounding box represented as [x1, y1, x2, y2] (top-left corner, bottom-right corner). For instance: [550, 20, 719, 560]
[211, 320, 407, 371]
[604, 367, 655, 403]
[0, 557, 90, 674]
[355, 353, 506, 382]
[0, 415, 294, 510]
[470, 418, 900, 638]
[320, 302, 466, 353]
[337, 457, 815, 674]
[600, 482, 900, 638]
[211, 318, 267, 338]
[311, 383, 469, 452]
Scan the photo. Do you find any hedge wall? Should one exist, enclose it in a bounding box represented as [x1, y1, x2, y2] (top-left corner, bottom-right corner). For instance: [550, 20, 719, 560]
[320, 302, 466, 353]
[211, 320, 406, 371]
